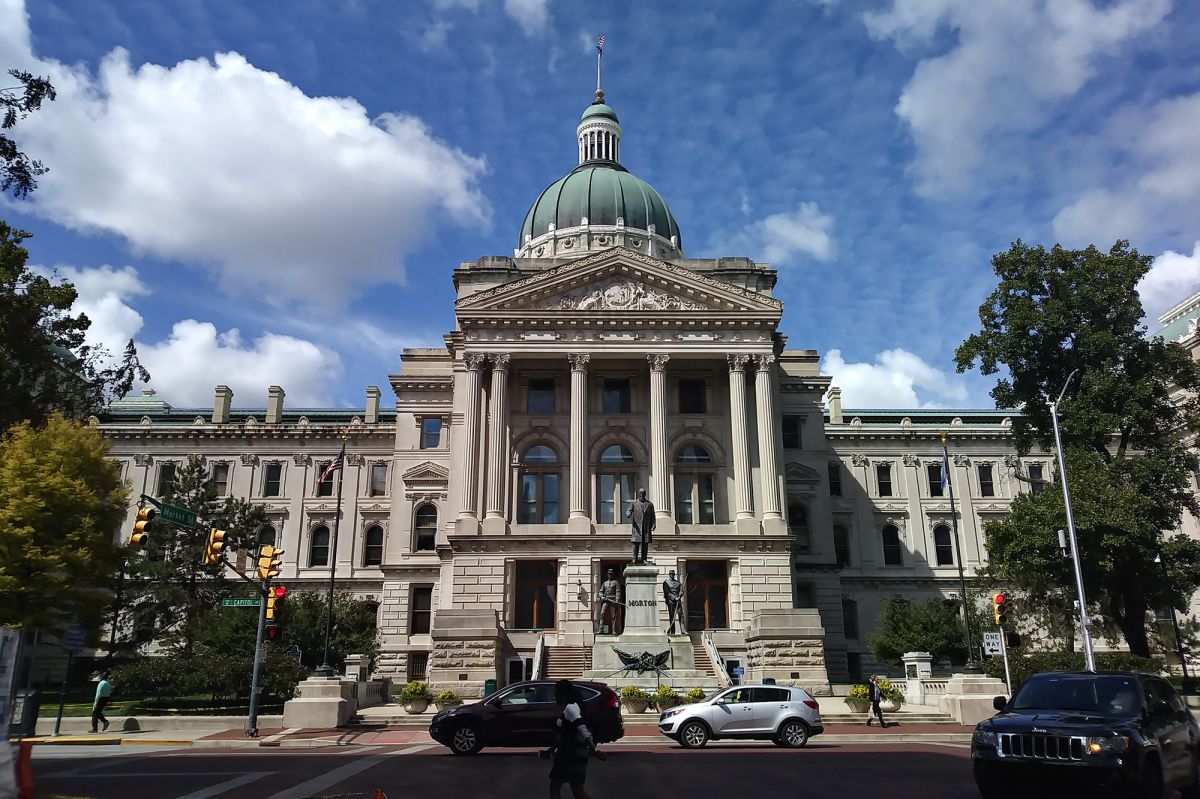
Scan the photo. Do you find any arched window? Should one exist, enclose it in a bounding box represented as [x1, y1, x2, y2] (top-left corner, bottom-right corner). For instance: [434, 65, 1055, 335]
[787, 500, 810, 550]
[256, 525, 276, 550]
[309, 525, 330, 567]
[597, 444, 637, 523]
[363, 525, 384, 566]
[520, 445, 561, 524]
[414, 505, 438, 551]
[933, 524, 954, 566]
[675, 445, 715, 524]
[881, 525, 903, 566]
[834, 525, 850, 567]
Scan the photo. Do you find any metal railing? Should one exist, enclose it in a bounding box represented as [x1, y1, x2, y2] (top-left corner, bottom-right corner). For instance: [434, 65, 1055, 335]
[531, 633, 546, 680]
[702, 630, 731, 689]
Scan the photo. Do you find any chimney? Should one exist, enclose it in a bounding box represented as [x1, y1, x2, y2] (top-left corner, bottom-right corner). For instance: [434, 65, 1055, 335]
[827, 386, 844, 425]
[266, 386, 285, 424]
[212, 385, 233, 425]
[365, 386, 381, 425]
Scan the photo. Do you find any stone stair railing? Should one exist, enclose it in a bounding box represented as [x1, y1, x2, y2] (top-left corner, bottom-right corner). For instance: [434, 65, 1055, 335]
[701, 630, 731, 689]
[531, 633, 546, 680]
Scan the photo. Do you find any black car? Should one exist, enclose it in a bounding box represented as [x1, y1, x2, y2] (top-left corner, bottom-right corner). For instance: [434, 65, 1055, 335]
[972, 671, 1200, 798]
[429, 680, 624, 756]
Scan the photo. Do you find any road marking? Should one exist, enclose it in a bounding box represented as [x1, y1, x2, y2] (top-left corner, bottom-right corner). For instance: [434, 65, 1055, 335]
[262, 751, 400, 799]
[176, 773, 267, 799]
[44, 772, 260, 778]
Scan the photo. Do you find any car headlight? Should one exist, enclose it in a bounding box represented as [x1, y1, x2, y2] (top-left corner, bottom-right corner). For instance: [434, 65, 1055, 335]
[1086, 735, 1130, 755]
[661, 708, 685, 719]
[972, 729, 996, 747]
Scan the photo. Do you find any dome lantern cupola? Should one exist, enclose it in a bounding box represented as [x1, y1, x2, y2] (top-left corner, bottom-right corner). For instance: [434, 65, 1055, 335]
[577, 89, 621, 164]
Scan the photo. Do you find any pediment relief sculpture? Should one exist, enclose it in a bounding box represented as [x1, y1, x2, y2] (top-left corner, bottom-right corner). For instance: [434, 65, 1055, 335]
[535, 278, 708, 312]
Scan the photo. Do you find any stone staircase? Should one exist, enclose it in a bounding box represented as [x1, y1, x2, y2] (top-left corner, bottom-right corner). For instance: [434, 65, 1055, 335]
[690, 637, 720, 679]
[543, 646, 593, 679]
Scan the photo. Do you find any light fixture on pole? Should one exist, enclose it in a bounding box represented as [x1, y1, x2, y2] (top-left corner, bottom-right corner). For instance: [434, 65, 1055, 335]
[1049, 370, 1096, 672]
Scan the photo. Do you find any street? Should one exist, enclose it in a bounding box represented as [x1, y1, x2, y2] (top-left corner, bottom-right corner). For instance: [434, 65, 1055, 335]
[33, 741, 983, 799]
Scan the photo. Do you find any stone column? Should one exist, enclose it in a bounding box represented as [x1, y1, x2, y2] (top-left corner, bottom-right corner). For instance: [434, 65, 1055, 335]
[647, 354, 671, 521]
[457, 352, 487, 524]
[484, 354, 511, 529]
[568, 354, 590, 529]
[754, 353, 785, 532]
[727, 354, 754, 521]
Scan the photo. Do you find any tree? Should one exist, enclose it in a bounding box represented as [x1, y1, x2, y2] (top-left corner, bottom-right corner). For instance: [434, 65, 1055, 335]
[282, 589, 381, 673]
[0, 414, 127, 630]
[0, 222, 150, 432]
[1, 69, 55, 198]
[868, 597, 980, 668]
[956, 240, 1200, 656]
[121, 455, 267, 656]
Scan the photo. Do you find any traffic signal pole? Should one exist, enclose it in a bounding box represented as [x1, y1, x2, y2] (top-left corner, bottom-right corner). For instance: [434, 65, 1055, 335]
[246, 578, 269, 738]
[998, 626, 1012, 696]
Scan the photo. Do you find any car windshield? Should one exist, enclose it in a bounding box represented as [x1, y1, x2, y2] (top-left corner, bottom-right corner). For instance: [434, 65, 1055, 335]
[1008, 675, 1142, 715]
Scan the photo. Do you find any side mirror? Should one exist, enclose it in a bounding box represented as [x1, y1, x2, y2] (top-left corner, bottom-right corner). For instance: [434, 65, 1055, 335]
[993, 696, 1008, 712]
[716, 697, 728, 705]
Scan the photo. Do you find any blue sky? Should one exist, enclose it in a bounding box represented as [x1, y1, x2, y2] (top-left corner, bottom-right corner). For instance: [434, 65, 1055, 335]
[3, 0, 1199, 410]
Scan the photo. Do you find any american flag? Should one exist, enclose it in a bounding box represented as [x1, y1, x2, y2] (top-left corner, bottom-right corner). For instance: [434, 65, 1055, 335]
[597, 33, 605, 52]
[318, 452, 344, 484]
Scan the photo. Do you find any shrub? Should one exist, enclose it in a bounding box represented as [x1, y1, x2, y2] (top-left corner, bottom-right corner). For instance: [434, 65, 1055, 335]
[653, 684, 680, 706]
[844, 684, 869, 704]
[434, 689, 461, 706]
[399, 681, 432, 702]
[879, 679, 906, 705]
[686, 688, 706, 703]
[981, 651, 1164, 690]
[619, 685, 650, 703]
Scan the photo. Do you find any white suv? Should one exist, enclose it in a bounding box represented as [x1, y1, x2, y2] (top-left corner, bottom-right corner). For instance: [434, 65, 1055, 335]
[657, 684, 823, 749]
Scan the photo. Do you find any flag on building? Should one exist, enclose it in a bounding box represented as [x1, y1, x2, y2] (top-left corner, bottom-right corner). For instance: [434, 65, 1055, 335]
[318, 452, 343, 484]
[597, 33, 605, 53]
[940, 448, 952, 493]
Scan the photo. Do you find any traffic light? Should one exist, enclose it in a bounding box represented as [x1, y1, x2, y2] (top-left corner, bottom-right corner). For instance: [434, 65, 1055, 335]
[129, 506, 156, 546]
[203, 528, 227, 566]
[256, 546, 284, 581]
[993, 592, 1010, 626]
[1005, 632, 1022, 649]
[266, 586, 287, 642]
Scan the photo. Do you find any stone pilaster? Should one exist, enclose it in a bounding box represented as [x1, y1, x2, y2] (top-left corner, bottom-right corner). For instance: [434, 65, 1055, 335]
[755, 354, 785, 532]
[568, 354, 590, 530]
[727, 354, 754, 521]
[647, 353, 671, 523]
[457, 352, 487, 526]
[484, 354, 510, 530]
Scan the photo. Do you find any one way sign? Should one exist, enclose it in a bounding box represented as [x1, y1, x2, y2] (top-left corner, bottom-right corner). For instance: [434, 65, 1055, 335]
[982, 631, 1003, 655]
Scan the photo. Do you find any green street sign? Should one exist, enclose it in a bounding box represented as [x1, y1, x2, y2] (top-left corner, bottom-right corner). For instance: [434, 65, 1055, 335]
[222, 598, 261, 607]
[160, 503, 198, 527]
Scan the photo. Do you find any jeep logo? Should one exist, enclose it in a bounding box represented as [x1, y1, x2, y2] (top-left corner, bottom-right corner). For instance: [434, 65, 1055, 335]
[1032, 727, 1047, 733]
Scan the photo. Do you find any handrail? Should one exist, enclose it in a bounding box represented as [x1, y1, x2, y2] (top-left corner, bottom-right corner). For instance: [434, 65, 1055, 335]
[702, 630, 731, 689]
[531, 633, 546, 680]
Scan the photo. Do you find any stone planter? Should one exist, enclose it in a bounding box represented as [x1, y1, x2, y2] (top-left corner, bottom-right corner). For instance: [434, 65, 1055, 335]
[623, 699, 649, 715]
[434, 702, 461, 713]
[403, 698, 430, 714]
[844, 700, 870, 714]
[880, 699, 900, 713]
[654, 699, 681, 712]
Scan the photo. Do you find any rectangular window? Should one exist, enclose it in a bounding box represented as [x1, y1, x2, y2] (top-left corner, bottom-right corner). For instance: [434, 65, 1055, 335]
[316, 461, 336, 497]
[834, 526, 850, 567]
[156, 463, 177, 496]
[678, 378, 706, 413]
[675, 474, 715, 524]
[828, 462, 843, 497]
[782, 416, 803, 449]
[527, 378, 556, 414]
[515, 561, 557, 629]
[598, 473, 615, 524]
[506, 657, 533, 685]
[1029, 463, 1045, 494]
[675, 474, 694, 524]
[842, 599, 859, 639]
[978, 464, 995, 497]
[795, 582, 816, 608]
[698, 475, 715, 523]
[408, 651, 429, 681]
[410, 586, 433, 635]
[876, 463, 893, 497]
[369, 464, 388, 496]
[263, 463, 282, 497]
[211, 463, 229, 496]
[421, 417, 442, 449]
[602, 378, 631, 414]
[927, 463, 944, 497]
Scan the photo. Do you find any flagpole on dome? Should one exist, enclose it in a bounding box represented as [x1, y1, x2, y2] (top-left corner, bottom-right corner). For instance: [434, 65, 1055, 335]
[315, 423, 355, 677]
[941, 430, 981, 673]
[596, 33, 605, 99]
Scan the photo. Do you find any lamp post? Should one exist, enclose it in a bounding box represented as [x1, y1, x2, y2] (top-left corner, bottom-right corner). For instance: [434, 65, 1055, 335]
[1154, 553, 1190, 685]
[1049, 370, 1096, 672]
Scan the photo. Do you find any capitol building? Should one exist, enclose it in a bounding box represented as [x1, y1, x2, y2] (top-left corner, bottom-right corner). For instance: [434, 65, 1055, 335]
[98, 88, 1057, 692]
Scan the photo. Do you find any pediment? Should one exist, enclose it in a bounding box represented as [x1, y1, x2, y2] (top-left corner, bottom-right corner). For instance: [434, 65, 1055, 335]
[785, 462, 821, 484]
[456, 247, 782, 316]
[401, 461, 450, 485]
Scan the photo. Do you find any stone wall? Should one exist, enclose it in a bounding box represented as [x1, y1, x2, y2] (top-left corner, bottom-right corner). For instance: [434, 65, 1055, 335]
[427, 608, 503, 699]
[745, 608, 831, 696]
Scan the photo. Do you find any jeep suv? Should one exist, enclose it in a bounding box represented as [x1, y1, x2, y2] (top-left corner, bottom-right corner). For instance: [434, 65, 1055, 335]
[972, 671, 1200, 798]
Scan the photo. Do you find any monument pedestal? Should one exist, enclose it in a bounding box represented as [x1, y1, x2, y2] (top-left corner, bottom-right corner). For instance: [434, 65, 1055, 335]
[282, 676, 356, 728]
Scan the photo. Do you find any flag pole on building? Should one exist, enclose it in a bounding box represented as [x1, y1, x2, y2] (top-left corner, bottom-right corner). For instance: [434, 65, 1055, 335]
[315, 428, 351, 677]
[596, 33, 605, 95]
[942, 431, 981, 672]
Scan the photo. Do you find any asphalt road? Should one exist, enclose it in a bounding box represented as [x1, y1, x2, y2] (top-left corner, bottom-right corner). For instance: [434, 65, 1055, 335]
[33, 741, 983, 799]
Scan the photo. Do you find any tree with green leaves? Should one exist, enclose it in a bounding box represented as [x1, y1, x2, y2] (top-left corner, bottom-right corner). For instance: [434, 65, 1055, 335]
[279, 589, 381, 673]
[0, 414, 127, 631]
[868, 596, 983, 668]
[2, 69, 55, 198]
[121, 455, 267, 657]
[956, 240, 1200, 656]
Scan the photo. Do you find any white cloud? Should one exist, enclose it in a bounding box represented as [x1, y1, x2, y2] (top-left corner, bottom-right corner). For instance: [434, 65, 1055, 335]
[0, 0, 489, 310]
[578, 31, 596, 55]
[864, 0, 1172, 195]
[419, 20, 453, 51]
[1054, 93, 1200, 247]
[1139, 242, 1200, 325]
[822, 348, 970, 408]
[722, 202, 836, 264]
[503, 0, 549, 35]
[43, 264, 148, 353]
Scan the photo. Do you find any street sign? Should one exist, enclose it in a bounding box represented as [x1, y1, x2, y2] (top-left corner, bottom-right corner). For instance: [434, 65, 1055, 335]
[731, 666, 744, 677]
[982, 631, 1003, 655]
[159, 503, 198, 527]
[63, 624, 85, 654]
[222, 598, 262, 607]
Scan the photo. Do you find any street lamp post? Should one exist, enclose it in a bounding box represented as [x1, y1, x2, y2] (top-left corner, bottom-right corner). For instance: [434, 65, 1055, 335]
[1049, 370, 1096, 672]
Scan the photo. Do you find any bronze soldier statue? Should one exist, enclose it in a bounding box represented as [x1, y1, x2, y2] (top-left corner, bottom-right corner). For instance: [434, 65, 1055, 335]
[662, 569, 686, 635]
[626, 487, 656, 565]
[596, 569, 622, 635]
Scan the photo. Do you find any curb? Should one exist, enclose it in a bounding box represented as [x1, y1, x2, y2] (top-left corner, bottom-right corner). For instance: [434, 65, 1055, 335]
[14, 736, 197, 747]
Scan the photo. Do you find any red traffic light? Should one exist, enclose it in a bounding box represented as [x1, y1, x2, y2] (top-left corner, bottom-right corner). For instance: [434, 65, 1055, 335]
[994, 593, 1007, 605]
[273, 586, 287, 599]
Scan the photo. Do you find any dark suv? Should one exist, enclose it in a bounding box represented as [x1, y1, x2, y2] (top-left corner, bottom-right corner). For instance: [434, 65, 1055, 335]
[429, 680, 623, 756]
[972, 671, 1200, 798]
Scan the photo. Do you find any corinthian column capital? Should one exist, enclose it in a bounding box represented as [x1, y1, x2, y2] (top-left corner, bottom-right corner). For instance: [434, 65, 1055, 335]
[463, 352, 488, 371]
[754, 353, 776, 371]
[647, 353, 670, 372]
[568, 353, 591, 372]
[727, 353, 750, 372]
[489, 353, 511, 371]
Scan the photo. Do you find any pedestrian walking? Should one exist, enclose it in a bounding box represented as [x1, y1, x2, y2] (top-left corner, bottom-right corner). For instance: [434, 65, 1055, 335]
[865, 674, 888, 728]
[91, 672, 112, 733]
[541, 679, 607, 799]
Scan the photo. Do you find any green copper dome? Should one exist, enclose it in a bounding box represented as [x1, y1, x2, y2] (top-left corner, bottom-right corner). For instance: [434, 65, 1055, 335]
[519, 162, 681, 250]
[581, 102, 618, 122]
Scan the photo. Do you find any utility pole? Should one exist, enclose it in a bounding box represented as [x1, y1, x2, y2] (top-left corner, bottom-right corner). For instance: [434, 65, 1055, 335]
[246, 579, 269, 737]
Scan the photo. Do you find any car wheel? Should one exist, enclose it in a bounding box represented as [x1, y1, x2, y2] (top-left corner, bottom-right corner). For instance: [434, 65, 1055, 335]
[449, 722, 483, 756]
[1139, 757, 1165, 799]
[679, 721, 709, 749]
[776, 720, 809, 748]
